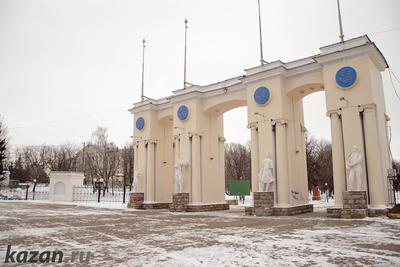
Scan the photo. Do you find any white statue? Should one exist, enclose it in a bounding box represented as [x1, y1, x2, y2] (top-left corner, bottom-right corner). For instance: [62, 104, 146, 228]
[132, 169, 140, 192]
[258, 153, 275, 192]
[174, 159, 188, 193]
[346, 145, 363, 191]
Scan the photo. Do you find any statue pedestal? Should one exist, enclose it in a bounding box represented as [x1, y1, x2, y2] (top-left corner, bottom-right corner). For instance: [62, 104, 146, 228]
[341, 191, 367, 219]
[249, 192, 274, 216]
[328, 191, 388, 218]
[246, 192, 313, 216]
[127, 192, 144, 209]
[169, 193, 189, 212]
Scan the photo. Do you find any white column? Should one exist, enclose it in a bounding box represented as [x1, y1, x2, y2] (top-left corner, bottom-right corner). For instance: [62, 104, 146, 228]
[145, 141, 155, 202]
[258, 120, 274, 165]
[275, 120, 290, 207]
[180, 134, 190, 194]
[133, 141, 139, 171]
[341, 106, 366, 191]
[249, 123, 259, 193]
[137, 141, 146, 193]
[191, 134, 201, 203]
[329, 111, 346, 208]
[363, 105, 386, 208]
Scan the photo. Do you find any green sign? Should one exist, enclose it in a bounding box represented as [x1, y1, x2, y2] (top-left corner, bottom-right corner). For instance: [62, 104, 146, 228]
[228, 180, 251, 196]
[9, 180, 19, 188]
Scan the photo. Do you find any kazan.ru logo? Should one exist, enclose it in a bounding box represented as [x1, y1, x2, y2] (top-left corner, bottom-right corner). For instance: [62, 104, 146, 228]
[3, 245, 91, 264]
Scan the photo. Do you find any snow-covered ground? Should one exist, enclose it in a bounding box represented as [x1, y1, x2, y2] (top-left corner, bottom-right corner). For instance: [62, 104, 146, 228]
[0, 201, 399, 266]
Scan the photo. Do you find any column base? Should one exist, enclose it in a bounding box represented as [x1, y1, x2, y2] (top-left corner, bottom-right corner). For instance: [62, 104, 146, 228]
[127, 192, 144, 209]
[141, 202, 172, 210]
[244, 192, 313, 216]
[327, 191, 370, 219]
[253, 192, 274, 216]
[186, 203, 230, 212]
[343, 191, 368, 209]
[340, 191, 368, 219]
[245, 204, 313, 216]
[169, 193, 189, 212]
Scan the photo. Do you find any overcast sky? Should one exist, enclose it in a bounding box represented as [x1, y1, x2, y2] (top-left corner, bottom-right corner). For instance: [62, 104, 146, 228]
[0, 0, 399, 159]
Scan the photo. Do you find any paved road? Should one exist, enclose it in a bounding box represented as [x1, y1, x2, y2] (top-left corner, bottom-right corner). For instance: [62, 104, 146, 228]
[0, 202, 399, 266]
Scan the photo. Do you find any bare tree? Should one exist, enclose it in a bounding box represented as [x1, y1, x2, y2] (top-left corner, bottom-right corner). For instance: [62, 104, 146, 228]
[392, 160, 400, 192]
[225, 142, 251, 191]
[84, 126, 120, 193]
[0, 116, 9, 177]
[9, 143, 80, 183]
[306, 135, 333, 193]
[121, 143, 134, 190]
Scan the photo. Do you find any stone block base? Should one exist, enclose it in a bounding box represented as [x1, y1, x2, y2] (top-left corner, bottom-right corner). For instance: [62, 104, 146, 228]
[336, 191, 368, 219]
[343, 191, 368, 209]
[341, 209, 367, 219]
[186, 203, 229, 212]
[247, 192, 275, 216]
[141, 202, 171, 210]
[388, 213, 400, 219]
[169, 193, 189, 212]
[253, 192, 274, 208]
[327, 208, 342, 218]
[273, 204, 313, 216]
[326, 207, 387, 219]
[245, 203, 313, 216]
[127, 192, 144, 209]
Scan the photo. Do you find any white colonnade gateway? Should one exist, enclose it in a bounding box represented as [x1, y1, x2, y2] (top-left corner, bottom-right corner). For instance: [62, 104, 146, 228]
[129, 36, 392, 214]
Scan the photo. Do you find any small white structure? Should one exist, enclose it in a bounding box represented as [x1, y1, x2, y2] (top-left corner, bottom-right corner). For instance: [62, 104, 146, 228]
[49, 172, 84, 202]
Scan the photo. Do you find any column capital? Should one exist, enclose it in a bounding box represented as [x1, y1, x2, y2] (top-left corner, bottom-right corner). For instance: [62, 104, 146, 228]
[273, 119, 288, 126]
[146, 139, 157, 145]
[190, 133, 202, 138]
[385, 113, 391, 122]
[358, 103, 376, 113]
[247, 122, 258, 129]
[326, 109, 341, 117]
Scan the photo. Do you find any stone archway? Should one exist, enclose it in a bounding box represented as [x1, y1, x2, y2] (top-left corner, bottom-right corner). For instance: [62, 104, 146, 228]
[130, 36, 391, 215]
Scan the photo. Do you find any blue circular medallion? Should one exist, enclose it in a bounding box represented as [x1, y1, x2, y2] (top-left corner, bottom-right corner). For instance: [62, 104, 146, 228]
[253, 86, 271, 105]
[177, 105, 189, 121]
[336, 66, 357, 88]
[135, 117, 145, 130]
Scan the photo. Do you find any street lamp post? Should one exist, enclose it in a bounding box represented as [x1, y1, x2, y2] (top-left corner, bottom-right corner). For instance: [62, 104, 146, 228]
[123, 174, 127, 204]
[25, 184, 29, 200]
[325, 182, 329, 203]
[94, 178, 104, 203]
[32, 179, 37, 200]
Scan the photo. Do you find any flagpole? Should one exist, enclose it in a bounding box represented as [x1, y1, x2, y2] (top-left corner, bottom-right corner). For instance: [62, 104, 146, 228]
[141, 38, 146, 101]
[183, 18, 188, 88]
[336, 0, 345, 43]
[257, 0, 265, 65]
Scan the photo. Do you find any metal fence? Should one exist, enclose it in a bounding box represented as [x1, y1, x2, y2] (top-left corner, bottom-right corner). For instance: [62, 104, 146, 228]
[0, 185, 49, 200]
[72, 185, 130, 203]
